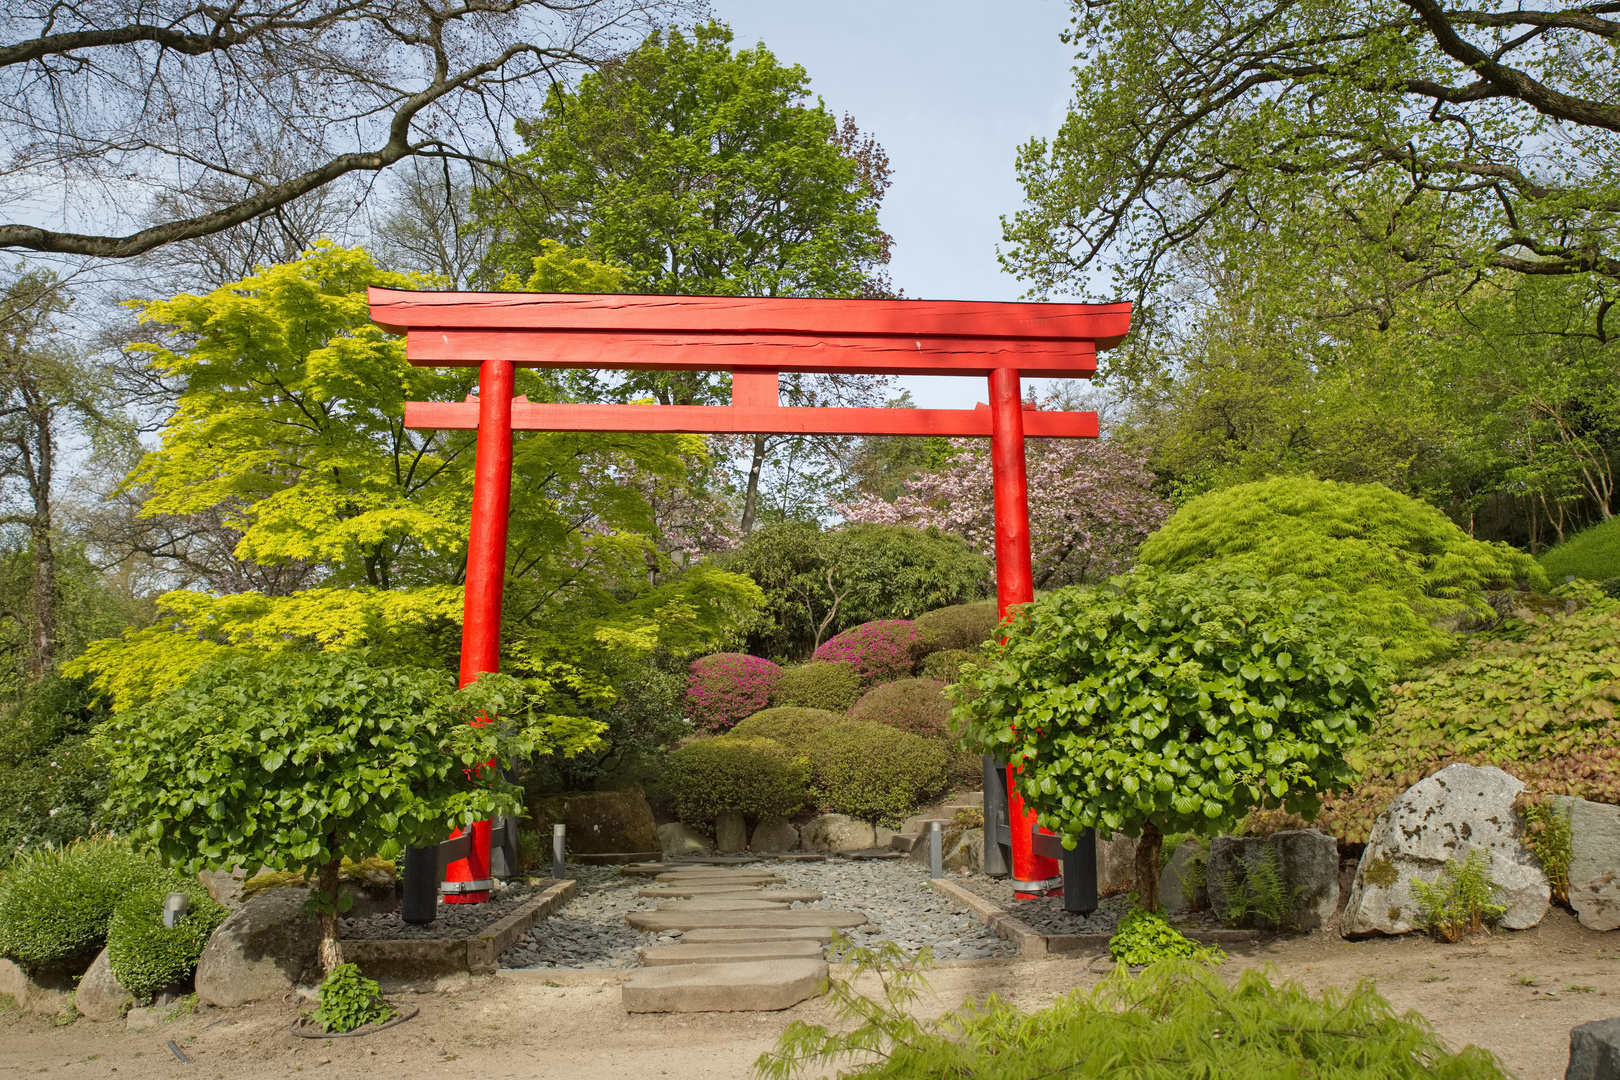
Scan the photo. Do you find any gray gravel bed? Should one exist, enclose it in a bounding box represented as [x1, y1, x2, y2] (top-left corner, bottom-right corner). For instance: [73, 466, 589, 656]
[958, 878, 1129, 935]
[498, 858, 1008, 969]
[340, 881, 545, 940]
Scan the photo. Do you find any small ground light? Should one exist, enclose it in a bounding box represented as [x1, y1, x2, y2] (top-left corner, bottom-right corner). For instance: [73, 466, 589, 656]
[552, 823, 566, 879]
[162, 892, 189, 928]
[929, 820, 944, 879]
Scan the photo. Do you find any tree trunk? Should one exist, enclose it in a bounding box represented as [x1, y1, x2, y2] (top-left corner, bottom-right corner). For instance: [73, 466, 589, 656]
[316, 854, 344, 975]
[26, 404, 53, 679]
[740, 433, 767, 535]
[1134, 822, 1163, 913]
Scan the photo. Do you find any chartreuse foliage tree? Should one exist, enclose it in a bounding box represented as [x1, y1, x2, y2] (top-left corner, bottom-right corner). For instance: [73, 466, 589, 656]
[96, 652, 603, 973]
[68, 243, 762, 711]
[1136, 477, 1545, 672]
[953, 566, 1386, 910]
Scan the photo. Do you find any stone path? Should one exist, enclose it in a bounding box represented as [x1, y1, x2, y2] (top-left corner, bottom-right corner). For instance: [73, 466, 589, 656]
[619, 865, 869, 1013]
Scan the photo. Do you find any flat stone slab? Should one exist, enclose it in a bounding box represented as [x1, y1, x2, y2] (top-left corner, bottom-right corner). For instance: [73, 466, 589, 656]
[621, 959, 827, 1012]
[681, 927, 835, 944]
[655, 872, 784, 884]
[628, 908, 868, 932]
[774, 854, 827, 862]
[655, 898, 788, 912]
[639, 887, 822, 902]
[640, 940, 825, 966]
[637, 885, 763, 897]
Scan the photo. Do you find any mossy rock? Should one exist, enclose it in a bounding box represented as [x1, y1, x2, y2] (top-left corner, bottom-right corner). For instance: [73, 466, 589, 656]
[527, 785, 659, 855]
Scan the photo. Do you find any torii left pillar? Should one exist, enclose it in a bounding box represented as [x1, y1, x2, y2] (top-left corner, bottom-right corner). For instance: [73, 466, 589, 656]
[440, 356, 516, 903]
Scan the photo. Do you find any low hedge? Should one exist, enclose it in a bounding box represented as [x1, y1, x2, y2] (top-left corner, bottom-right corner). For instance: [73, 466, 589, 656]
[682, 653, 782, 734]
[914, 601, 999, 655]
[729, 707, 849, 755]
[106, 875, 227, 1000]
[770, 661, 862, 712]
[0, 838, 168, 977]
[807, 722, 948, 827]
[812, 621, 920, 685]
[663, 736, 810, 823]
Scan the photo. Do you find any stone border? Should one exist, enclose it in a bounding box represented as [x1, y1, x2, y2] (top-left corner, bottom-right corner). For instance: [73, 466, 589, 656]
[342, 879, 577, 987]
[927, 879, 1260, 957]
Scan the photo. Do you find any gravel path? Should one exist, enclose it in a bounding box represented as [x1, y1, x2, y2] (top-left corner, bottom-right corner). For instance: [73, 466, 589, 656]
[498, 859, 1007, 970]
[341, 881, 546, 940]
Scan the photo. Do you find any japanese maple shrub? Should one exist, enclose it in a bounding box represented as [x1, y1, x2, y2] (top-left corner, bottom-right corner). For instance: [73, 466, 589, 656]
[96, 651, 603, 974]
[813, 620, 920, 685]
[683, 653, 782, 734]
[953, 566, 1386, 910]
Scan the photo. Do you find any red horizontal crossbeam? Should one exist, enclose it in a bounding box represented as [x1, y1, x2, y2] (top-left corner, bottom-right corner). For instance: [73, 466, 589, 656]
[369, 289, 1131, 378]
[404, 400, 1099, 438]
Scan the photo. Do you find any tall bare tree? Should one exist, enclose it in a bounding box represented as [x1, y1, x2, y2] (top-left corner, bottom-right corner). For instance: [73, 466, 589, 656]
[0, 0, 690, 260]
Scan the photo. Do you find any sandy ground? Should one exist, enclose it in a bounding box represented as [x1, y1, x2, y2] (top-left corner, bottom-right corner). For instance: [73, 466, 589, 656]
[1, 908, 1615, 1080]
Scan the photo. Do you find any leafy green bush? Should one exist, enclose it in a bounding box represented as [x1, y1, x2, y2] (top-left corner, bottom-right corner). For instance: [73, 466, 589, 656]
[914, 601, 999, 654]
[954, 565, 1385, 907]
[1137, 476, 1546, 671]
[728, 707, 848, 755]
[1251, 587, 1620, 844]
[919, 648, 974, 684]
[1107, 905, 1223, 966]
[768, 661, 861, 712]
[308, 963, 396, 1034]
[662, 736, 810, 823]
[1540, 517, 1620, 582]
[806, 722, 947, 827]
[0, 676, 114, 867]
[758, 946, 1508, 1080]
[0, 838, 168, 977]
[1410, 850, 1507, 942]
[106, 876, 227, 1000]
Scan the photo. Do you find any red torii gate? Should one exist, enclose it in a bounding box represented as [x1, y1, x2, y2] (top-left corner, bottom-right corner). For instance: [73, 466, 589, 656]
[369, 288, 1132, 903]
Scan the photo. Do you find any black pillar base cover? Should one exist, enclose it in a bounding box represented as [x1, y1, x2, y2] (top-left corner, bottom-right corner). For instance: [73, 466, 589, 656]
[401, 845, 439, 925]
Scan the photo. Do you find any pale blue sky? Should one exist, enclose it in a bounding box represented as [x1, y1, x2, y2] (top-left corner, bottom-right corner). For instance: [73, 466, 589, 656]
[710, 1, 1084, 408]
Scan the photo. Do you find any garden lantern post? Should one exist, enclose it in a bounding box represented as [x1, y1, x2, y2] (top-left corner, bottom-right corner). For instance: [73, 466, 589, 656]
[370, 289, 1130, 903]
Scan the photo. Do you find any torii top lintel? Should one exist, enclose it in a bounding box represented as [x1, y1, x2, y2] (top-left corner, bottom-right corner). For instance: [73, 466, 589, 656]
[368, 288, 1132, 379]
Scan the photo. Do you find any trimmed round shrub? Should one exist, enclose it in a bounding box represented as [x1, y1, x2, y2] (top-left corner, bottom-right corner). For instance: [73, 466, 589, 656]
[729, 707, 849, 755]
[1541, 517, 1620, 583]
[812, 620, 919, 685]
[807, 722, 948, 827]
[848, 678, 952, 738]
[682, 653, 782, 734]
[770, 660, 862, 712]
[915, 601, 1000, 655]
[662, 736, 810, 823]
[0, 838, 168, 977]
[921, 648, 976, 684]
[106, 875, 227, 1000]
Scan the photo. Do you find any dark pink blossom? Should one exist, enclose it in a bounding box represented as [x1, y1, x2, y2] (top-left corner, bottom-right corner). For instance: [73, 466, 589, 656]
[683, 653, 782, 734]
[812, 620, 919, 685]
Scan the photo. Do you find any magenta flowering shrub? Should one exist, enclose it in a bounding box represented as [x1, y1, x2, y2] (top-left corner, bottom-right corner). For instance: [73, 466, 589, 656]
[683, 653, 782, 734]
[811, 620, 919, 685]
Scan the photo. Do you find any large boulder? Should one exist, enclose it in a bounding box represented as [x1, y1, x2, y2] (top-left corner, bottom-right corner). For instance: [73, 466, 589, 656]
[0, 959, 73, 1017]
[657, 822, 712, 858]
[531, 785, 659, 856]
[1559, 796, 1620, 932]
[1343, 764, 1549, 937]
[1207, 830, 1338, 931]
[74, 948, 133, 1023]
[942, 828, 983, 872]
[194, 887, 319, 1007]
[750, 816, 799, 852]
[197, 869, 248, 909]
[800, 814, 876, 853]
[1097, 831, 1137, 896]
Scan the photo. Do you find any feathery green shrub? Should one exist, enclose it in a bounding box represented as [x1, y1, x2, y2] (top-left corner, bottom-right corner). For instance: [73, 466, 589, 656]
[1540, 517, 1620, 583]
[769, 661, 861, 712]
[1137, 476, 1545, 671]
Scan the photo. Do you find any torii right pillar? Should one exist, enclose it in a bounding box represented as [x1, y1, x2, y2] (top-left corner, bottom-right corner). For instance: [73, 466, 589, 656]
[987, 367, 1062, 897]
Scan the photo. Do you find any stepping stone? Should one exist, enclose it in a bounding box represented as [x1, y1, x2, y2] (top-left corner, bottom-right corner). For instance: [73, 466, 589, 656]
[681, 927, 835, 944]
[655, 872, 784, 884]
[667, 856, 761, 865]
[621, 959, 827, 1013]
[640, 940, 825, 966]
[628, 908, 868, 932]
[774, 854, 827, 862]
[637, 885, 764, 898]
[655, 898, 786, 912]
[842, 848, 903, 860]
[639, 887, 822, 902]
[622, 864, 674, 876]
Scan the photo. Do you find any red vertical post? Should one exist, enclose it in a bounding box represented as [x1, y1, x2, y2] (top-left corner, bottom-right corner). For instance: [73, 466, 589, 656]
[987, 367, 1060, 898]
[444, 357, 515, 904]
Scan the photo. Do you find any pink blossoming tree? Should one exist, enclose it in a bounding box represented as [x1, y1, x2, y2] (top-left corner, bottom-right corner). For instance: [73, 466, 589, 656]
[841, 435, 1169, 589]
